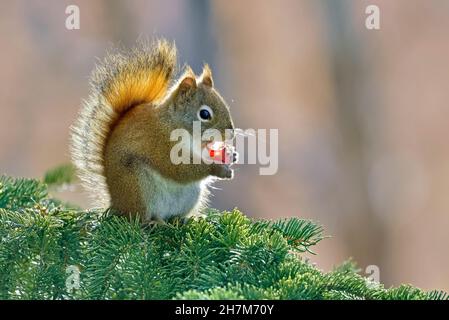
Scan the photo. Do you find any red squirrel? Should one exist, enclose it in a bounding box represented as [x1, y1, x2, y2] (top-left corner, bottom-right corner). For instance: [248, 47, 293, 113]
[71, 39, 237, 222]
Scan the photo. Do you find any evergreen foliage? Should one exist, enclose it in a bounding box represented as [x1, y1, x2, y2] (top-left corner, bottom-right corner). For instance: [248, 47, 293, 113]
[0, 173, 446, 300]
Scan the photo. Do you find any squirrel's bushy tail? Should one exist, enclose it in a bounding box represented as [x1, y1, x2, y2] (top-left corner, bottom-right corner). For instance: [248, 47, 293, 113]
[70, 39, 177, 206]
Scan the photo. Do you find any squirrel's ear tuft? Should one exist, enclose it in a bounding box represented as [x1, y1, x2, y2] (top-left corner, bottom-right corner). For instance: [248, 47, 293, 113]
[178, 66, 197, 93]
[200, 64, 213, 87]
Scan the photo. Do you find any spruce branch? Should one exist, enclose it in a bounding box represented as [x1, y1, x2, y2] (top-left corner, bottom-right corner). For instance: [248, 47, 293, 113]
[0, 174, 447, 300]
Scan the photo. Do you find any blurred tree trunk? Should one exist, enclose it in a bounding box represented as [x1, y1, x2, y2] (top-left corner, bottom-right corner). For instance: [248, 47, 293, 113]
[322, 1, 386, 271]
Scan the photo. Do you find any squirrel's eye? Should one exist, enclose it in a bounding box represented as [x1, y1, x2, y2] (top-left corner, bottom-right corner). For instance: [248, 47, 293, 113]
[198, 105, 213, 122]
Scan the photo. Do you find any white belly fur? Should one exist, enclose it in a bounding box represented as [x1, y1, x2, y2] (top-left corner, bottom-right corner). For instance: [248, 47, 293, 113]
[139, 166, 208, 220]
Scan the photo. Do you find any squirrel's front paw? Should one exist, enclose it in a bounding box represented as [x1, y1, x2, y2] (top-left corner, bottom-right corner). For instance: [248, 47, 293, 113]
[212, 164, 234, 180]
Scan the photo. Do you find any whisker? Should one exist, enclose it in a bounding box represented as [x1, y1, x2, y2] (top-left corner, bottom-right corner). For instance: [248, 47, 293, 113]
[234, 128, 270, 144]
[209, 185, 223, 191]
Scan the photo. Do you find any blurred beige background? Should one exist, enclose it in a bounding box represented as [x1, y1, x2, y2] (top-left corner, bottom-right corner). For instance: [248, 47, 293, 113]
[1, 0, 449, 291]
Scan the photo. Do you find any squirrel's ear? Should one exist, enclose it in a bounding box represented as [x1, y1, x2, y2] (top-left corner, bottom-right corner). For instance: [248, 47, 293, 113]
[200, 64, 213, 88]
[178, 67, 197, 93]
